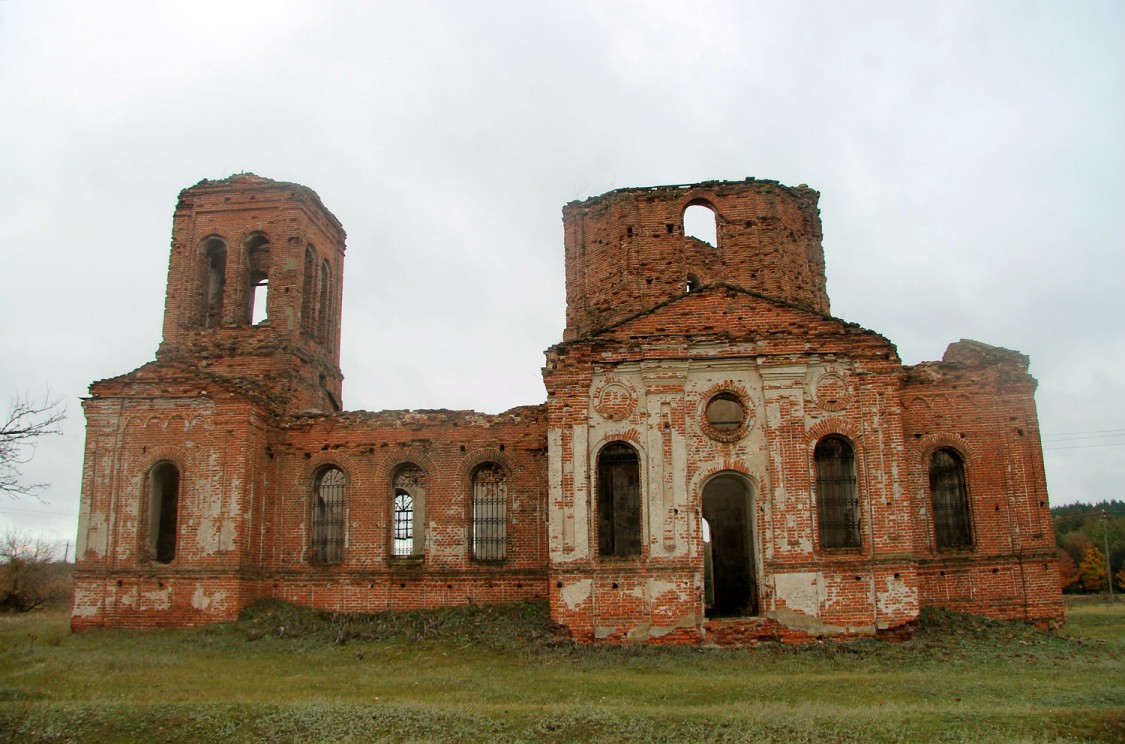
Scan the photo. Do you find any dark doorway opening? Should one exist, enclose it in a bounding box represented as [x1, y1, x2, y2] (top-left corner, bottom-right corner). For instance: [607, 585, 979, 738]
[702, 474, 757, 617]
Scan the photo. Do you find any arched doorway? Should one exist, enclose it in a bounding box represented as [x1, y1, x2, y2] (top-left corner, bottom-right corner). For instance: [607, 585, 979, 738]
[702, 474, 758, 617]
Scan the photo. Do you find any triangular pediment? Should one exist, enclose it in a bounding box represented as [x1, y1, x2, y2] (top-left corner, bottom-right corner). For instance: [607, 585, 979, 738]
[573, 283, 894, 356]
[88, 359, 274, 408]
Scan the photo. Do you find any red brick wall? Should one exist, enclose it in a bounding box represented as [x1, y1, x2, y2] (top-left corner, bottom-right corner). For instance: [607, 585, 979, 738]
[158, 174, 346, 415]
[901, 341, 1062, 624]
[544, 284, 925, 643]
[73, 396, 551, 628]
[563, 179, 827, 340]
[72, 176, 1063, 640]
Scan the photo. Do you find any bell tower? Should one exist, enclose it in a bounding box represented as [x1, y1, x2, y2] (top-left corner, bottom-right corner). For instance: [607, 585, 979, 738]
[561, 179, 828, 340]
[156, 174, 347, 414]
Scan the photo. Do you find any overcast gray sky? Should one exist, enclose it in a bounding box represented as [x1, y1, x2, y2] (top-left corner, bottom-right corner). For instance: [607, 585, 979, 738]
[1, 0, 1122, 545]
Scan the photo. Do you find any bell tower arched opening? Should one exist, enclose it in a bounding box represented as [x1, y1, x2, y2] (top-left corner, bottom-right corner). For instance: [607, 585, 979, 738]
[683, 201, 717, 247]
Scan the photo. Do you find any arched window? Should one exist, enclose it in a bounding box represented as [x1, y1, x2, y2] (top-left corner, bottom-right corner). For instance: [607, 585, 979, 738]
[393, 490, 414, 556]
[686, 273, 702, 293]
[597, 442, 642, 557]
[930, 448, 971, 547]
[311, 467, 346, 564]
[683, 202, 718, 247]
[202, 238, 227, 329]
[392, 465, 427, 557]
[317, 260, 332, 346]
[301, 245, 318, 336]
[149, 463, 180, 564]
[472, 463, 506, 561]
[814, 436, 860, 549]
[244, 233, 270, 325]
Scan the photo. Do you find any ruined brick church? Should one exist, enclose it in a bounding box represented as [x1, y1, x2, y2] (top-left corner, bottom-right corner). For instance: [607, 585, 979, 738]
[72, 174, 1063, 642]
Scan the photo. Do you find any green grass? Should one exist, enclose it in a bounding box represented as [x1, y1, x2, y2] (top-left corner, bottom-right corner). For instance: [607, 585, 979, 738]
[0, 599, 1122, 742]
[1062, 596, 1125, 643]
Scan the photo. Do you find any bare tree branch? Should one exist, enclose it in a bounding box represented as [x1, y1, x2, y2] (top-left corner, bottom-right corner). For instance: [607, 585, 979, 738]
[0, 528, 67, 612]
[0, 393, 66, 500]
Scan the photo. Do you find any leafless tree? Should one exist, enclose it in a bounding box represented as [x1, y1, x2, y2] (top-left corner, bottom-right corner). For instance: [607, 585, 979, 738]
[0, 528, 69, 612]
[0, 393, 66, 499]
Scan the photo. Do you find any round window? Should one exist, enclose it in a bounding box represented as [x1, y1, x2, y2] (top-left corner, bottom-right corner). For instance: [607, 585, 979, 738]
[705, 393, 745, 432]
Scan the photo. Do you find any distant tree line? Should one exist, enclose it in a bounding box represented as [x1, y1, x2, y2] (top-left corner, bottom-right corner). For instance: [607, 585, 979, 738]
[0, 529, 72, 612]
[1052, 500, 1125, 593]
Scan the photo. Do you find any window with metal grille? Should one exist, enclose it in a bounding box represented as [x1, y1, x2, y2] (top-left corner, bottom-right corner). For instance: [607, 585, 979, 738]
[391, 465, 427, 557]
[393, 489, 414, 556]
[930, 448, 972, 548]
[472, 463, 507, 561]
[597, 442, 642, 557]
[814, 436, 861, 549]
[311, 467, 345, 564]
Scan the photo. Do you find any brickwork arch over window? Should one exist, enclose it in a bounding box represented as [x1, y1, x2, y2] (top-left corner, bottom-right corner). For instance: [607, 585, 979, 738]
[149, 462, 180, 564]
[814, 435, 861, 549]
[392, 465, 427, 557]
[311, 466, 346, 564]
[930, 448, 972, 548]
[471, 463, 507, 561]
[597, 442, 642, 557]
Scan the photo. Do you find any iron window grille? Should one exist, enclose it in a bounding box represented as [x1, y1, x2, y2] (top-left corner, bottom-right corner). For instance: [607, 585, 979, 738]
[472, 464, 507, 561]
[393, 489, 414, 556]
[311, 467, 345, 564]
[814, 436, 861, 549]
[930, 448, 972, 548]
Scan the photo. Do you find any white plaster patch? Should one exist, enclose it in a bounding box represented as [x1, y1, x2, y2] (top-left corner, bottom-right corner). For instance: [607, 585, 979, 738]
[626, 622, 651, 640]
[218, 520, 236, 551]
[560, 579, 591, 611]
[71, 585, 102, 617]
[119, 587, 138, 608]
[228, 478, 243, 514]
[547, 429, 567, 557]
[192, 584, 228, 611]
[197, 518, 221, 554]
[877, 573, 917, 618]
[142, 585, 172, 611]
[647, 579, 679, 600]
[571, 424, 589, 558]
[84, 511, 108, 558]
[773, 571, 821, 617]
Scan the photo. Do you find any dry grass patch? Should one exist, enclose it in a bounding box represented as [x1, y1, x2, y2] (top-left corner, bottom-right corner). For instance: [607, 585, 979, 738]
[0, 600, 1122, 742]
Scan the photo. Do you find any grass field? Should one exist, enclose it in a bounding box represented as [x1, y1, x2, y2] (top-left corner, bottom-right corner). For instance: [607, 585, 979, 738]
[0, 598, 1122, 743]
